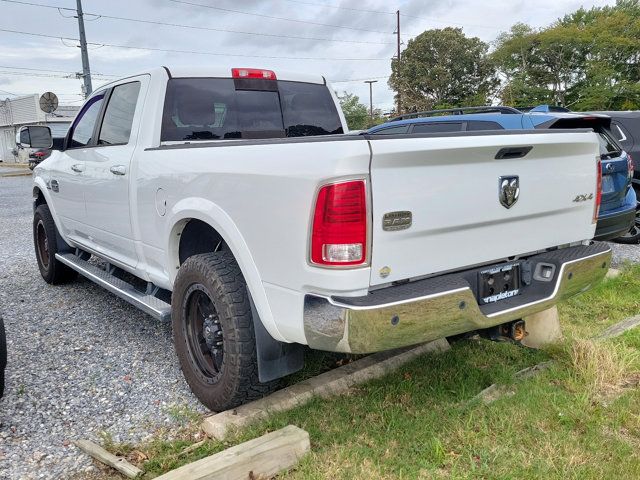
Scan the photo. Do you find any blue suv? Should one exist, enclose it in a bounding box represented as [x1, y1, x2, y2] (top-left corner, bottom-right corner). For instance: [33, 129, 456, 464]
[366, 106, 637, 242]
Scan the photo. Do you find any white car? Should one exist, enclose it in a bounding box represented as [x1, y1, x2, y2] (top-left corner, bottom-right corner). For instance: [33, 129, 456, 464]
[26, 66, 610, 411]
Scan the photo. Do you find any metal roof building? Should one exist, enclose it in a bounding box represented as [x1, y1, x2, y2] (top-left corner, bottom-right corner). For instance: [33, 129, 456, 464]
[0, 95, 79, 163]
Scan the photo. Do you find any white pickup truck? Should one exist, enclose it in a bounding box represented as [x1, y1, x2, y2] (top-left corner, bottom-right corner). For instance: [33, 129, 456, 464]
[25, 66, 611, 411]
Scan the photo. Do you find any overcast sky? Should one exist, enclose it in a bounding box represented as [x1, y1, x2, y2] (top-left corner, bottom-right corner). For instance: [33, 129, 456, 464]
[0, 0, 616, 111]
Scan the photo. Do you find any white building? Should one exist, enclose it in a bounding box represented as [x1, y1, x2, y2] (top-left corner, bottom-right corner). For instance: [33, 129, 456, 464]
[0, 95, 79, 163]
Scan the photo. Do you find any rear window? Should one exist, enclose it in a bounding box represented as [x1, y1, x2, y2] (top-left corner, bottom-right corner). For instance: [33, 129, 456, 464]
[161, 78, 343, 141]
[597, 130, 623, 158]
[546, 117, 622, 158]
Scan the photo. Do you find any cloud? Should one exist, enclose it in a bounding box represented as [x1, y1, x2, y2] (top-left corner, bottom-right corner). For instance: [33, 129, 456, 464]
[0, 0, 617, 109]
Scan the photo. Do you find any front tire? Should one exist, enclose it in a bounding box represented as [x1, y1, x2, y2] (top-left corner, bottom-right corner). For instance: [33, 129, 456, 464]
[171, 252, 277, 411]
[33, 204, 77, 284]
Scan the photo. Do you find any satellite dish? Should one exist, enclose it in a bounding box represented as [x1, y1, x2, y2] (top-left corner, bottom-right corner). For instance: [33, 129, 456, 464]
[39, 92, 58, 114]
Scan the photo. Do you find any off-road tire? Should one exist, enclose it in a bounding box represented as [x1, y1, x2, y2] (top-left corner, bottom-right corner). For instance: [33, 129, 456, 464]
[171, 251, 278, 411]
[33, 204, 77, 284]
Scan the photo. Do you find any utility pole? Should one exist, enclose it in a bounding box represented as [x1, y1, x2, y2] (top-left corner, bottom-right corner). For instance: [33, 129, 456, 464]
[76, 0, 92, 98]
[396, 10, 401, 115]
[364, 80, 378, 120]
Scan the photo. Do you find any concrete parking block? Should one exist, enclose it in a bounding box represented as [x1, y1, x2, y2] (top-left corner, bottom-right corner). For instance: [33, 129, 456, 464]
[202, 338, 450, 440]
[596, 314, 640, 340]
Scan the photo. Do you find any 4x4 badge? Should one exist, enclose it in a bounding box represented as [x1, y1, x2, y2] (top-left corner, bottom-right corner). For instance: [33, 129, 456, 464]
[498, 176, 519, 209]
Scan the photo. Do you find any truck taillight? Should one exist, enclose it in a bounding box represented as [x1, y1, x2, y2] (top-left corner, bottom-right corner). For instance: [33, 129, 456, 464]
[594, 157, 602, 224]
[311, 180, 367, 266]
[231, 68, 276, 80]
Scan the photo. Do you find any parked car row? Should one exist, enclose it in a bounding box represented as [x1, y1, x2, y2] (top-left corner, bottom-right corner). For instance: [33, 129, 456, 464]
[366, 105, 639, 244]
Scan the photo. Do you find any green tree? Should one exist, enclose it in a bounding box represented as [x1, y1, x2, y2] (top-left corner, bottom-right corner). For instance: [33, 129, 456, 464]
[493, 1, 640, 110]
[561, 0, 640, 109]
[492, 22, 586, 107]
[337, 92, 384, 130]
[389, 27, 497, 112]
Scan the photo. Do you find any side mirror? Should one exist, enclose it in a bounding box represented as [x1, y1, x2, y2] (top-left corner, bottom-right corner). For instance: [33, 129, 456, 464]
[16, 125, 53, 149]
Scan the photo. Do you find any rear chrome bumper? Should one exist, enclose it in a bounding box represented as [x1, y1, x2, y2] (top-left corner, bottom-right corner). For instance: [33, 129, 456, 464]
[303, 242, 611, 353]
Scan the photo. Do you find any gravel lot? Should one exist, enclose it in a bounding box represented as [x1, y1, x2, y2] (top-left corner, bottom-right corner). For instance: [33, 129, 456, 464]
[0, 175, 206, 479]
[0, 174, 638, 479]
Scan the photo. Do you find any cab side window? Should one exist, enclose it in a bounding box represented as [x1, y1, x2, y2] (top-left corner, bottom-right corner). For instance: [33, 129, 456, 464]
[69, 94, 105, 148]
[98, 82, 141, 145]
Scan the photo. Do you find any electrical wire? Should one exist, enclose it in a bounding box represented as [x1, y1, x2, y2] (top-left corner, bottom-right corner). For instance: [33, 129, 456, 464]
[167, 0, 400, 36]
[0, 28, 388, 61]
[0, 64, 118, 77]
[280, 0, 394, 15]
[0, 0, 394, 45]
[331, 76, 389, 83]
[84, 12, 394, 45]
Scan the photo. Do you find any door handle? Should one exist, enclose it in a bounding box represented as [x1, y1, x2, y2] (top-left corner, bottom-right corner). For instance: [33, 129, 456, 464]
[495, 146, 533, 160]
[70, 164, 84, 173]
[110, 165, 126, 176]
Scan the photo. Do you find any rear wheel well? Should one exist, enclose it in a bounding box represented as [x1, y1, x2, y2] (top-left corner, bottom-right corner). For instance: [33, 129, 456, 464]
[33, 187, 47, 210]
[178, 219, 225, 265]
[173, 218, 304, 383]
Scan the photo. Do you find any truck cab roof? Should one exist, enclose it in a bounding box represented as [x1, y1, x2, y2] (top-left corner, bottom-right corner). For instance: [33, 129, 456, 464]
[95, 66, 326, 92]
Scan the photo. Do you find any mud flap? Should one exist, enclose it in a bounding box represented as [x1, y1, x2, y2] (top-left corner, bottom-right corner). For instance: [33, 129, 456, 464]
[248, 294, 305, 383]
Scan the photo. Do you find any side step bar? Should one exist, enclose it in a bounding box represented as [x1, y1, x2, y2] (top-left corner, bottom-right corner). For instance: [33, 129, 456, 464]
[55, 253, 172, 321]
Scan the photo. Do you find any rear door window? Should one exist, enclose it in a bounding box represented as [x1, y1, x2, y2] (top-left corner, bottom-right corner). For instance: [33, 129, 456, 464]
[411, 122, 463, 134]
[161, 78, 343, 141]
[98, 81, 141, 146]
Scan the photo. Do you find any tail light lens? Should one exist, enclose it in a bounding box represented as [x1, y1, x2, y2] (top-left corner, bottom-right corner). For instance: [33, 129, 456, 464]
[594, 157, 602, 224]
[627, 154, 634, 179]
[311, 180, 368, 266]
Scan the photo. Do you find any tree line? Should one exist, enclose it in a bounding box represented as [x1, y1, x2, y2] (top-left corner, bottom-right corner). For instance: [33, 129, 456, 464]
[340, 0, 640, 129]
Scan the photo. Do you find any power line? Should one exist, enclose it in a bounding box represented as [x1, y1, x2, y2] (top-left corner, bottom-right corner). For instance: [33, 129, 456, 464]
[0, 70, 82, 79]
[0, 64, 117, 77]
[280, 0, 394, 15]
[0, 0, 73, 10]
[0, 0, 393, 46]
[331, 76, 389, 83]
[168, 0, 399, 36]
[277, 0, 498, 31]
[93, 13, 394, 46]
[0, 88, 19, 96]
[0, 27, 388, 61]
[399, 12, 497, 30]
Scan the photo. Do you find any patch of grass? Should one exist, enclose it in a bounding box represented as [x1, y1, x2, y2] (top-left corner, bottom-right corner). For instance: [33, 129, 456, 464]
[105, 264, 640, 479]
[566, 338, 638, 399]
[164, 404, 202, 424]
[558, 264, 640, 339]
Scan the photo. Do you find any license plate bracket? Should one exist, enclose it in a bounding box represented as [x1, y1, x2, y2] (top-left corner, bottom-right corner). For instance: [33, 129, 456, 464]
[478, 263, 521, 304]
[601, 174, 615, 194]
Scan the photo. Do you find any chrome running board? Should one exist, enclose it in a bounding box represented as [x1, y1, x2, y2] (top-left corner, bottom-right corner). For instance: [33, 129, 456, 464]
[55, 253, 172, 321]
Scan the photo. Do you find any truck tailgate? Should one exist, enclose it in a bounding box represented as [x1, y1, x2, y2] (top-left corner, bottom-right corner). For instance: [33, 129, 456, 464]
[367, 131, 600, 286]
